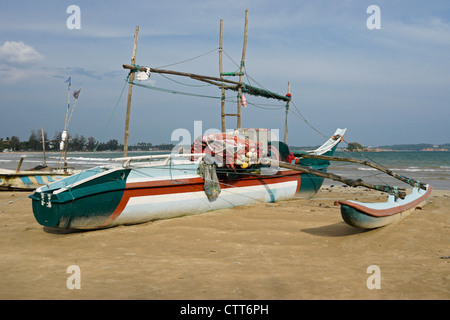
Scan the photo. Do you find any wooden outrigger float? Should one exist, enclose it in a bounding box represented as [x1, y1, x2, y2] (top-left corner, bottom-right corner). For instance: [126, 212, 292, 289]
[269, 155, 433, 229]
[338, 184, 432, 229]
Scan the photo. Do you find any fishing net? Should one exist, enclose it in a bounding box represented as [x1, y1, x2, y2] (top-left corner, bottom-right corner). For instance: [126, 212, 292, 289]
[191, 130, 295, 170]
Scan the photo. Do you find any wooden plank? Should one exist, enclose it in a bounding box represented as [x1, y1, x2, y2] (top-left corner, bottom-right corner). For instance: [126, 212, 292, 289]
[41, 126, 46, 167]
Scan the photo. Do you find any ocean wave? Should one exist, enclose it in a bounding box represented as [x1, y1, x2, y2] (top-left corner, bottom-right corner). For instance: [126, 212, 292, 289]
[49, 156, 114, 162]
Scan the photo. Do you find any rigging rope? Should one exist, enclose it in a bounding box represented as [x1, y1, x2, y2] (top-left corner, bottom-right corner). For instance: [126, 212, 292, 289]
[65, 76, 130, 187]
[129, 80, 223, 100]
[158, 73, 215, 88]
[156, 47, 219, 69]
[130, 47, 339, 146]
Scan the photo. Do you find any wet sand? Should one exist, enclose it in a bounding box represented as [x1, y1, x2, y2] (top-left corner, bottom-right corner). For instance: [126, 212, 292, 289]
[0, 186, 449, 300]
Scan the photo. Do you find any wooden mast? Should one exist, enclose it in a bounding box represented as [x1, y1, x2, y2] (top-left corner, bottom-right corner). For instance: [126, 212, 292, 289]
[59, 77, 71, 171]
[219, 19, 226, 133]
[236, 9, 249, 129]
[123, 26, 139, 157]
[122, 11, 290, 134]
[284, 82, 290, 143]
[218, 10, 248, 131]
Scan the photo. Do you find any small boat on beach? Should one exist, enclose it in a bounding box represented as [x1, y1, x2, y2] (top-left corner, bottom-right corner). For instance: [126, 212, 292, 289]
[0, 154, 74, 191]
[1, 80, 81, 191]
[0, 168, 71, 191]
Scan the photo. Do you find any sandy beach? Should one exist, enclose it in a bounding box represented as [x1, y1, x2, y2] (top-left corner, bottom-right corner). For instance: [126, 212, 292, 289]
[0, 186, 448, 300]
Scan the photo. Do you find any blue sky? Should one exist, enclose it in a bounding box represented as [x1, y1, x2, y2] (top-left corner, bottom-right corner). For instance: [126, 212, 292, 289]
[0, 0, 449, 147]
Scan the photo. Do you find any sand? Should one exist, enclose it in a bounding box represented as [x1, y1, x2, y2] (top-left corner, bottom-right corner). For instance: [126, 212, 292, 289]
[0, 186, 448, 300]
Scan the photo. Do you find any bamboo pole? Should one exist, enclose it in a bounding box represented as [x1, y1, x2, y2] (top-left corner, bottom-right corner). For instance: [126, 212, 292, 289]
[123, 65, 242, 86]
[300, 154, 427, 190]
[219, 19, 226, 133]
[236, 9, 249, 129]
[284, 82, 290, 144]
[16, 157, 24, 173]
[123, 26, 139, 157]
[58, 80, 71, 171]
[124, 64, 291, 102]
[41, 126, 46, 167]
[63, 79, 71, 133]
[63, 133, 69, 173]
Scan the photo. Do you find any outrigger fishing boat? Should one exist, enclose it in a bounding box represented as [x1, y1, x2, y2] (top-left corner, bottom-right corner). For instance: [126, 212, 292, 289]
[29, 12, 432, 230]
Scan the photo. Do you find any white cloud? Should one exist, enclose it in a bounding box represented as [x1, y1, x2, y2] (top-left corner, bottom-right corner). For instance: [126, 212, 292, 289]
[0, 41, 44, 64]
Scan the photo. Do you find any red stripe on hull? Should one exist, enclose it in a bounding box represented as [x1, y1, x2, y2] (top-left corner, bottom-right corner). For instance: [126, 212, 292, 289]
[338, 185, 432, 217]
[102, 170, 301, 226]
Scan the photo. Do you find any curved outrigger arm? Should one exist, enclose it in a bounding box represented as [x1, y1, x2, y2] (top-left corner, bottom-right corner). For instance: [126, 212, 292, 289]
[298, 154, 427, 190]
[264, 159, 407, 199]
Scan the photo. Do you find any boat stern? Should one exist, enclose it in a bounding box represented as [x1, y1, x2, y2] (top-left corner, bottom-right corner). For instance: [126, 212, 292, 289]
[29, 166, 131, 229]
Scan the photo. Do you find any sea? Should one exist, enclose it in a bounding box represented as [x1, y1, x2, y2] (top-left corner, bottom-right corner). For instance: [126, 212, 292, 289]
[1, 150, 449, 190]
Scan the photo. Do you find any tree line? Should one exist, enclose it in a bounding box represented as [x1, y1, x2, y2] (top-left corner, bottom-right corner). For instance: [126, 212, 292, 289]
[1, 129, 175, 152]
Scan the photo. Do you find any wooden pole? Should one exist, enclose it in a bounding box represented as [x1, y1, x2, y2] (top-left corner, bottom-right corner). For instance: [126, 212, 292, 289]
[284, 82, 290, 144]
[237, 9, 248, 129]
[124, 26, 139, 157]
[16, 157, 24, 173]
[123, 64, 290, 101]
[219, 19, 226, 133]
[63, 133, 69, 172]
[41, 126, 46, 167]
[123, 65, 242, 86]
[59, 78, 71, 171]
[64, 79, 71, 133]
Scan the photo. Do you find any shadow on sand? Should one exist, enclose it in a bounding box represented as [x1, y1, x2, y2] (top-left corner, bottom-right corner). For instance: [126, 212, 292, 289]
[301, 222, 368, 237]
